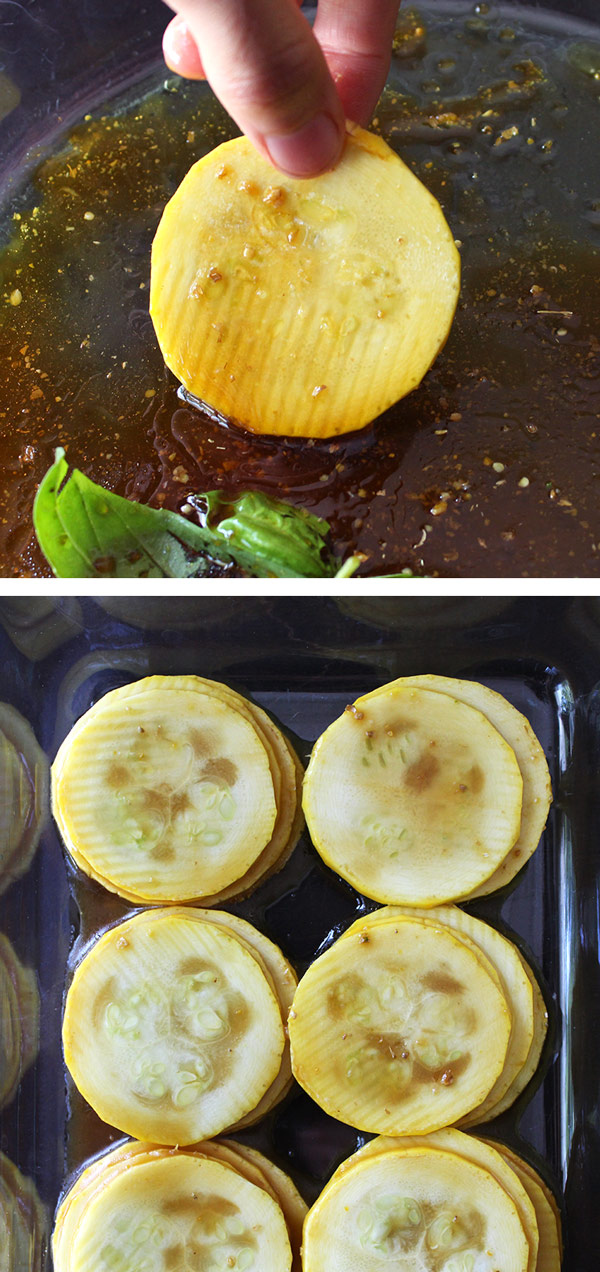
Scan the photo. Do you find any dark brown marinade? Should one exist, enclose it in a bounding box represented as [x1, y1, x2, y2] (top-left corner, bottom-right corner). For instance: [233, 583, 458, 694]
[0, 5, 599, 577]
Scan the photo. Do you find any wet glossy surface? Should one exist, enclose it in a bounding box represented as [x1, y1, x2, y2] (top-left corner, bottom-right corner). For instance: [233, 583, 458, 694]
[1, 596, 600, 1269]
[0, 4, 599, 575]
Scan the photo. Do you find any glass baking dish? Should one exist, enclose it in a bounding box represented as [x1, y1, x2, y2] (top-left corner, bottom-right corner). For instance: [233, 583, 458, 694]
[0, 594, 598, 1269]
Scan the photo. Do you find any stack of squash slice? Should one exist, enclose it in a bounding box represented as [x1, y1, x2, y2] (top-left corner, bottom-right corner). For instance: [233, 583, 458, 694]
[53, 1138, 305, 1272]
[302, 1128, 561, 1272]
[288, 906, 547, 1134]
[63, 907, 297, 1144]
[0, 1152, 48, 1272]
[303, 675, 552, 905]
[52, 675, 303, 905]
[0, 934, 39, 1111]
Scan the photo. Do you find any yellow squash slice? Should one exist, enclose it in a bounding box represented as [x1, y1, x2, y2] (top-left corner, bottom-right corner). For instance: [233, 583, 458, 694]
[341, 906, 536, 1125]
[67, 1152, 291, 1272]
[484, 1141, 562, 1272]
[146, 905, 297, 1129]
[330, 1129, 540, 1272]
[360, 675, 552, 897]
[191, 1140, 306, 1272]
[114, 674, 304, 904]
[53, 1139, 304, 1272]
[476, 953, 548, 1122]
[288, 915, 511, 1134]
[150, 124, 461, 439]
[302, 1145, 530, 1272]
[303, 685, 523, 906]
[219, 1141, 307, 1269]
[52, 682, 278, 902]
[53, 1142, 151, 1269]
[62, 908, 285, 1144]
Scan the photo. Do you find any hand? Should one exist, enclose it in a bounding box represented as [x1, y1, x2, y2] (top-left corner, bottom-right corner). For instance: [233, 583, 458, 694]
[162, 0, 400, 177]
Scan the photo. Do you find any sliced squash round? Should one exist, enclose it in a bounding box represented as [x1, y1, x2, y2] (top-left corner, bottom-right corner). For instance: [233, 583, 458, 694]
[142, 905, 297, 1128]
[68, 1152, 292, 1272]
[190, 1138, 306, 1271]
[62, 908, 285, 1144]
[331, 1129, 539, 1272]
[303, 685, 523, 905]
[150, 124, 461, 439]
[125, 674, 296, 844]
[193, 1139, 282, 1204]
[476, 951, 548, 1122]
[361, 674, 552, 897]
[341, 905, 535, 1124]
[288, 915, 511, 1134]
[302, 1145, 530, 1272]
[199, 737, 303, 904]
[122, 675, 304, 902]
[219, 1141, 307, 1269]
[53, 1142, 166, 1272]
[52, 682, 278, 902]
[483, 1141, 562, 1272]
[53, 1139, 303, 1272]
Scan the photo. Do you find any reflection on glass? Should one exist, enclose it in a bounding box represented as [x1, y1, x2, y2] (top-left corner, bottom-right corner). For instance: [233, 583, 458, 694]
[98, 597, 263, 631]
[0, 1153, 48, 1271]
[0, 933, 40, 1110]
[335, 598, 513, 630]
[0, 600, 82, 662]
[0, 704, 48, 896]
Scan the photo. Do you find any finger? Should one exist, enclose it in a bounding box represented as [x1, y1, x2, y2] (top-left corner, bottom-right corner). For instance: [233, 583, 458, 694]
[162, 0, 305, 81]
[163, 14, 206, 79]
[162, 0, 346, 177]
[314, 0, 400, 126]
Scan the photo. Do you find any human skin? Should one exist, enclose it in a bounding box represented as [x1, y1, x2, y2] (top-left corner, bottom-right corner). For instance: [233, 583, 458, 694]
[162, 0, 401, 176]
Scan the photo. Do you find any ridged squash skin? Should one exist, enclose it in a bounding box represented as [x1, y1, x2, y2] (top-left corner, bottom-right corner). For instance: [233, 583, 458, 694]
[65, 1152, 292, 1272]
[53, 1140, 304, 1272]
[341, 905, 537, 1126]
[62, 909, 285, 1144]
[357, 674, 552, 898]
[150, 124, 461, 438]
[302, 1145, 530, 1272]
[52, 674, 303, 906]
[303, 684, 524, 905]
[288, 915, 511, 1134]
[484, 1141, 562, 1272]
[329, 1129, 540, 1272]
[52, 680, 279, 903]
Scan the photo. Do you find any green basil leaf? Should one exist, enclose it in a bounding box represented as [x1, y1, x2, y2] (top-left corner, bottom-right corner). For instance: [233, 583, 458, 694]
[33, 450, 351, 578]
[33, 450, 214, 578]
[196, 490, 337, 578]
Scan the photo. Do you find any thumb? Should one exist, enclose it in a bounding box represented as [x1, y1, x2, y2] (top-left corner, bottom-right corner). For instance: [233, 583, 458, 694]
[163, 0, 346, 177]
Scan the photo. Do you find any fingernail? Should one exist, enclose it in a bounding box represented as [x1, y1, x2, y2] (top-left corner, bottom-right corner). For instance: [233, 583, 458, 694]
[265, 112, 344, 177]
[163, 18, 205, 79]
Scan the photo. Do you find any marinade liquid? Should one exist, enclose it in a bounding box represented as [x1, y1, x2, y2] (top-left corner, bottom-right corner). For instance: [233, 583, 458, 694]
[0, 3, 599, 576]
